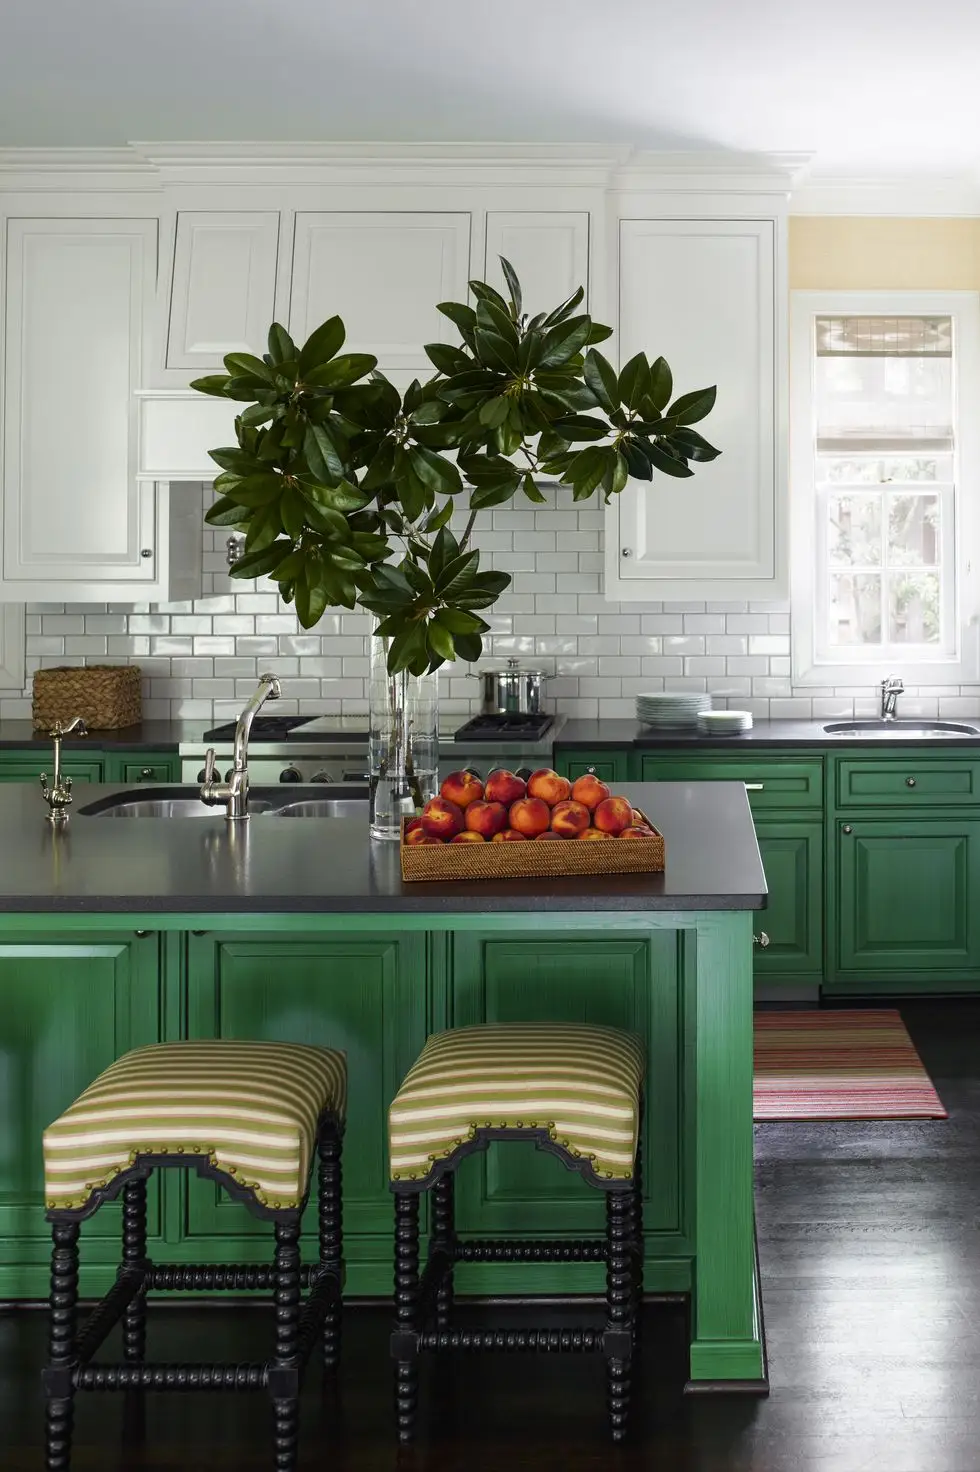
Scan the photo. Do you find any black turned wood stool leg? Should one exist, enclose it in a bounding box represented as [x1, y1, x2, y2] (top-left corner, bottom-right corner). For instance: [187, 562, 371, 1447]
[604, 1188, 635, 1444]
[270, 1219, 302, 1472]
[631, 1131, 644, 1351]
[121, 1178, 148, 1363]
[392, 1191, 421, 1444]
[318, 1121, 344, 1369]
[431, 1173, 455, 1331]
[43, 1220, 80, 1472]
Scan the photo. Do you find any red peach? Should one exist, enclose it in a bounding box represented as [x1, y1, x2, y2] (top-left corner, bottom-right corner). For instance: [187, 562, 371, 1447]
[421, 796, 465, 839]
[630, 808, 647, 826]
[412, 836, 444, 845]
[535, 830, 564, 840]
[465, 800, 508, 837]
[491, 829, 527, 842]
[550, 799, 591, 837]
[570, 773, 611, 811]
[405, 816, 423, 836]
[578, 827, 612, 840]
[440, 769, 484, 809]
[451, 830, 485, 843]
[404, 823, 434, 846]
[619, 826, 655, 839]
[484, 768, 527, 806]
[526, 768, 571, 806]
[508, 796, 551, 837]
[594, 796, 633, 835]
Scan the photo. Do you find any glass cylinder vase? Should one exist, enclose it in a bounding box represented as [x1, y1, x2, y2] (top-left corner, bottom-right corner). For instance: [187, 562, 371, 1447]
[368, 634, 440, 841]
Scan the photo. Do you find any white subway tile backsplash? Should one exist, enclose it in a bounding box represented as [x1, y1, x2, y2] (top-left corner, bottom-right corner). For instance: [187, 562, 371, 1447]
[5, 483, 980, 723]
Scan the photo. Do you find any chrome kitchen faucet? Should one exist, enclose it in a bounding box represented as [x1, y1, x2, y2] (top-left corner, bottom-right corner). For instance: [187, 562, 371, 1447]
[880, 676, 904, 722]
[200, 672, 281, 819]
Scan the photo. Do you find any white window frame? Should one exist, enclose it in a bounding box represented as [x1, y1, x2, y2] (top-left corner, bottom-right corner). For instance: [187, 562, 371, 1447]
[791, 289, 980, 687]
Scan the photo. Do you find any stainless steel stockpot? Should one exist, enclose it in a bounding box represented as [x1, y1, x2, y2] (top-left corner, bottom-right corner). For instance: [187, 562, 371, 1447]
[468, 658, 549, 715]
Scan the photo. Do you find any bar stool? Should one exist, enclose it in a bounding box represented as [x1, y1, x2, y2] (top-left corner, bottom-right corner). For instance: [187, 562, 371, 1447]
[387, 1022, 644, 1443]
[41, 1039, 347, 1472]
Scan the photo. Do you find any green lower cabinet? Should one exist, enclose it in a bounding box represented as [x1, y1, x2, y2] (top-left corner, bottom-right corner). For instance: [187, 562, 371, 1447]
[104, 753, 181, 784]
[181, 932, 429, 1293]
[0, 930, 163, 1297]
[553, 748, 631, 785]
[0, 756, 104, 783]
[447, 930, 685, 1296]
[754, 821, 824, 979]
[833, 817, 980, 987]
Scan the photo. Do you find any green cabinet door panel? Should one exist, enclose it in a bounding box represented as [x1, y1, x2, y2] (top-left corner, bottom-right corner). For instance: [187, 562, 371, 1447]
[754, 822, 823, 977]
[0, 931, 163, 1297]
[836, 819, 980, 976]
[636, 754, 823, 812]
[0, 757, 104, 783]
[448, 930, 683, 1292]
[553, 748, 631, 784]
[182, 932, 429, 1289]
[104, 753, 181, 784]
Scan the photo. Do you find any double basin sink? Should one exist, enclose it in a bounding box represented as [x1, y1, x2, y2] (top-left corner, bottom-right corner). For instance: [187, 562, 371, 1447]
[79, 786, 369, 819]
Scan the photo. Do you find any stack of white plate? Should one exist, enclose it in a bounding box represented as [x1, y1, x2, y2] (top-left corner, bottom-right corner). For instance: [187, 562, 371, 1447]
[696, 710, 753, 736]
[636, 692, 712, 729]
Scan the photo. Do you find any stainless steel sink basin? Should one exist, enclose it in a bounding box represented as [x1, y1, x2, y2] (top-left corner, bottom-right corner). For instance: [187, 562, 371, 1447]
[267, 798, 369, 818]
[81, 795, 277, 817]
[823, 720, 980, 737]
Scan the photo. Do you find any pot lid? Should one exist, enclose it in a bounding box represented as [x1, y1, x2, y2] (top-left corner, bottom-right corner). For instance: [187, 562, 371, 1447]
[482, 658, 549, 676]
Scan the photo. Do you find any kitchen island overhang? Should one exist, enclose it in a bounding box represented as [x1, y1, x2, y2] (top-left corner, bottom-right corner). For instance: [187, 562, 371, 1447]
[0, 781, 766, 1390]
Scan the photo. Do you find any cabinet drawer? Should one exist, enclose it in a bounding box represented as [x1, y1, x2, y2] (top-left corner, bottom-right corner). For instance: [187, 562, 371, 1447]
[119, 759, 178, 784]
[637, 756, 822, 810]
[836, 759, 980, 808]
[554, 749, 630, 785]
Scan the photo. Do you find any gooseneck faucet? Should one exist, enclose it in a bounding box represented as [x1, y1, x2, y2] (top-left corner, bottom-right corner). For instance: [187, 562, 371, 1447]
[880, 676, 904, 722]
[200, 672, 281, 819]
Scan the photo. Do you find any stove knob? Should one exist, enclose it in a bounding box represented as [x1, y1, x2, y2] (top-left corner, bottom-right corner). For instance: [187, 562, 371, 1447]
[515, 767, 533, 782]
[310, 770, 333, 784]
[224, 769, 234, 783]
[279, 767, 303, 784]
[196, 768, 208, 784]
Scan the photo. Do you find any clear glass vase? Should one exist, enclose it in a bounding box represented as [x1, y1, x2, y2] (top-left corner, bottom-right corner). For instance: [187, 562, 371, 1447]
[368, 634, 439, 841]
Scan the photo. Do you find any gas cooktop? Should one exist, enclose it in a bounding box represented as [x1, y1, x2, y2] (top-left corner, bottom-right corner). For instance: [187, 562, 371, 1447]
[454, 713, 554, 742]
[202, 716, 370, 743]
[202, 712, 557, 745]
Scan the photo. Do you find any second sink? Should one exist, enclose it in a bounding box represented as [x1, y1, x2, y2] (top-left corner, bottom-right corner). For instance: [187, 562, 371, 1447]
[823, 720, 980, 737]
[267, 798, 370, 818]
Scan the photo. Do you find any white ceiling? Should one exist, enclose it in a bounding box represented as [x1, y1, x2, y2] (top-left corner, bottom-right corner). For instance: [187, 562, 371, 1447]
[2, 0, 979, 176]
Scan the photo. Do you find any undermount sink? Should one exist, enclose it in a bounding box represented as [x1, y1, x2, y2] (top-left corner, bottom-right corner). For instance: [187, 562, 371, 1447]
[267, 798, 369, 818]
[79, 794, 277, 818]
[823, 720, 980, 737]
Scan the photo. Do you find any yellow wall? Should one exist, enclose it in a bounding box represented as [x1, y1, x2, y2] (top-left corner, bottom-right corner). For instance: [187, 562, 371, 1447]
[789, 217, 980, 290]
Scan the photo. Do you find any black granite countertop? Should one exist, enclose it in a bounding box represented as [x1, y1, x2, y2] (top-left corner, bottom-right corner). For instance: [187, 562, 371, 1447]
[0, 720, 189, 751]
[555, 718, 980, 750]
[0, 781, 765, 914]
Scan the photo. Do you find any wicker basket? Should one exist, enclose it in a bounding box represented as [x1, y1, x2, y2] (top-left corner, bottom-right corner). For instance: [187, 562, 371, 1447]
[32, 665, 142, 731]
[400, 809, 665, 883]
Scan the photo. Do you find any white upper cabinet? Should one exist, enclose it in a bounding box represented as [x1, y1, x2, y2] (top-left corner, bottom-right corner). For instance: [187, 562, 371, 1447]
[288, 212, 471, 384]
[607, 217, 786, 602]
[165, 210, 280, 371]
[0, 215, 199, 601]
[484, 212, 590, 314]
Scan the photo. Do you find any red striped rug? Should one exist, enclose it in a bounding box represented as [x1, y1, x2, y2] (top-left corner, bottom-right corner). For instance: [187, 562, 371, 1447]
[754, 1008, 947, 1121]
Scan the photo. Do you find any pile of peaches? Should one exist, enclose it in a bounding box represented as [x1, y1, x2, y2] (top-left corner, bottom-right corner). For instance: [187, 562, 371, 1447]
[405, 768, 657, 845]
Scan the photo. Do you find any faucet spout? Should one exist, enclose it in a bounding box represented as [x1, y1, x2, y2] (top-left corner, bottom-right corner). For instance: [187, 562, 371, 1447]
[201, 672, 281, 820]
[880, 676, 904, 722]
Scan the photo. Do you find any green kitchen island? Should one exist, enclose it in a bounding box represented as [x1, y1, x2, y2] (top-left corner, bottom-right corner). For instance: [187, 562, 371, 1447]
[0, 779, 766, 1388]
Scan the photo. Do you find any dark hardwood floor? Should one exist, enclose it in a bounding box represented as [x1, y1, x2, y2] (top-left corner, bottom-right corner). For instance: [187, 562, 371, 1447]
[3, 1000, 980, 1471]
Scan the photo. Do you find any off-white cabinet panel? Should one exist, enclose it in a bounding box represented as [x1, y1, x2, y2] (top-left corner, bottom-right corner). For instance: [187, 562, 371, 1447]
[1, 217, 165, 598]
[484, 212, 590, 314]
[608, 218, 785, 602]
[289, 212, 471, 380]
[166, 211, 280, 370]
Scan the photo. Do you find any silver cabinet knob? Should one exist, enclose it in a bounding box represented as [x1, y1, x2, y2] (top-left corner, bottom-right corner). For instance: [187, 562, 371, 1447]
[906, 776, 916, 788]
[842, 824, 853, 835]
[140, 548, 152, 559]
[138, 767, 155, 781]
[753, 932, 770, 948]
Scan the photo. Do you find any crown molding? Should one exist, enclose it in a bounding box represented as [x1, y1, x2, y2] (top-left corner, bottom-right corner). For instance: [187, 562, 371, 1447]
[612, 150, 813, 196]
[791, 173, 980, 217]
[0, 147, 159, 191]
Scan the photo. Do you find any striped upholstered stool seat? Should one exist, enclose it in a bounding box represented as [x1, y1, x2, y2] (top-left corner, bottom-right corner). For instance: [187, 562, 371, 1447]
[387, 1022, 645, 1445]
[41, 1039, 347, 1472]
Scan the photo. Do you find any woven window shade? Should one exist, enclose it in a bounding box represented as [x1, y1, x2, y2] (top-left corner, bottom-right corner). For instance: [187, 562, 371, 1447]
[816, 315, 952, 357]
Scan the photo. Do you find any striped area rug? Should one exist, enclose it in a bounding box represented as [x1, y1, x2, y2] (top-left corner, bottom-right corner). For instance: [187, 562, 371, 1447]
[754, 1008, 947, 1122]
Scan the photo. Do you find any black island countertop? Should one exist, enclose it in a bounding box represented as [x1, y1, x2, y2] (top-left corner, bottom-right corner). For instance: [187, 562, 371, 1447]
[0, 781, 765, 915]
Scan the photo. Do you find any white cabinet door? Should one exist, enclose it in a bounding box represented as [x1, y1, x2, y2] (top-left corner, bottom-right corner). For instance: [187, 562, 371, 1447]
[289, 212, 471, 384]
[166, 211, 280, 371]
[1, 217, 162, 598]
[484, 212, 590, 314]
[608, 218, 785, 602]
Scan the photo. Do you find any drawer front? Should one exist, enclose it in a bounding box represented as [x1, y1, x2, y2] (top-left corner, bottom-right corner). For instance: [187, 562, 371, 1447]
[636, 756, 823, 811]
[120, 759, 177, 784]
[836, 759, 980, 808]
[555, 749, 631, 785]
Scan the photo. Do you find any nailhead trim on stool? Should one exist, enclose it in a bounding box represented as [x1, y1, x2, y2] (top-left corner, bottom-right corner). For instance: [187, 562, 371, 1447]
[41, 1040, 347, 1472]
[388, 1023, 645, 1445]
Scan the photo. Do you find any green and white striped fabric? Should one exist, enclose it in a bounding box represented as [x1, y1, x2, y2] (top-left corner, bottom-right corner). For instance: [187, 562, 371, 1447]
[44, 1040, 347, 1214]
[389, 1023, 644, 1185]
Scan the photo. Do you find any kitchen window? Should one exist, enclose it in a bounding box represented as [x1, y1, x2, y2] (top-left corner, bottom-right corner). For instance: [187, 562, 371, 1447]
[790, 291, 980, 686]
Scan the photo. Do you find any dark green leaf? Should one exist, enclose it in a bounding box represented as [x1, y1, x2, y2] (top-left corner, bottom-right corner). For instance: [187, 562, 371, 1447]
[238, 402, 278, 428]
[452, 631, 485, 663]
[228, 540, 291, 580]
[671, 426, 722, 461]
[428, 525, 460, 584]
[522, 474, 547, 505]
[469, 483, 519, 511]
[540, 286, 584, 328]
[223, 352, 276, 384]
[295, 567, 330, 628]
[280, 487, 307, 541]
[468, 279, 511, 314]
[361, 437, 396, 491]
[586, 322, 614, 344]
[583, 349, 619, 414]
[426, 618, 456, 663]
[561, 445, 607, 499]
[245, 500, 282, 553]
[409, 445, 462, 496]
[190, 374, 232, 397]
[549, 414, 607, 442]
[473, 329, 518, 373]
[298, 315, 345, 375]
[436, 301, 478, 348]
[645, 441, 695, 478]
[224, 376, 265, 402]
[304, 353, 377, 389]
[308, 480, 373, 513]
[424, 341, 472, 376]
[433, 607, 485, 635]
[224, 473, 283, 507]
[618, 352, 650, 411]
[538, 316, 591, 369]
[435, 550, 479, 598]
[410, 399, 446, 426]
[601, 451, 629, 498]
[208, 446, 264, 475]
[667, 384, 717, 426]
[499, 256, 523, 319]
[304, 423, 345, 484]
[622, 440, 654, 481]
[478, 396, 510, 429]
[421, 498, 455, 534]
[205, 495, 250, 527]
[648, 356, 673, 413]
[267, 323, 298, 365]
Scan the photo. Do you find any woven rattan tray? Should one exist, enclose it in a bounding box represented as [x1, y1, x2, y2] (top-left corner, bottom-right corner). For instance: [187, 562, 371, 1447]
[400, 809, 665, 883]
